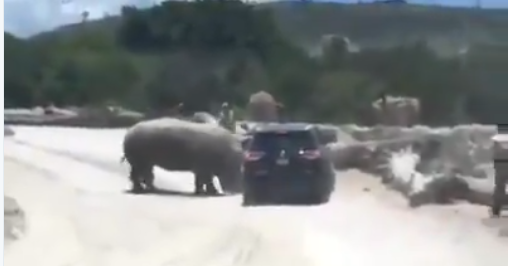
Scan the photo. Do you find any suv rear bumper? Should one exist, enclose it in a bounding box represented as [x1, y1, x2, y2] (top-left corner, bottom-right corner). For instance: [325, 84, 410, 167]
[243, 171, 334, 204]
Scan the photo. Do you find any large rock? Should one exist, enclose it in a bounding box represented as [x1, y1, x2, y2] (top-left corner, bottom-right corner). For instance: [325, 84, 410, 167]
[4, 126, 15, 136]
[437, 125, 495, 178]
[407, 174, 471, 208]
[327, 123, 500, 208]
[328, 130, 480, 207]
[328, 141, 375, 170]
[383, 148, 472, 207]
[4, 105, 145, 128]
[4, 196, 25, 245]
[343, 124, 496, 179]
[315, 124, 357, 145]
[4, 107, 74, 125]
[346, 125, 438, 142]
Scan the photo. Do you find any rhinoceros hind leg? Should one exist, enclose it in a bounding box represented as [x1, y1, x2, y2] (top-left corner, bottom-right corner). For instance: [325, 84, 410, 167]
[142, 166, 156, 192]
[129, 166, 144, 193]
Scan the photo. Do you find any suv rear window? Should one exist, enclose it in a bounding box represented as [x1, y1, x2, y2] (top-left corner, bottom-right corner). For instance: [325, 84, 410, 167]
[249, 131, 317, 153]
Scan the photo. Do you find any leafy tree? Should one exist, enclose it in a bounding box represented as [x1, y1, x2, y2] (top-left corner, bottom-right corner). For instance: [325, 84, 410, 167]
[5, 1, 508, 125]
[4, 33, 42, 107]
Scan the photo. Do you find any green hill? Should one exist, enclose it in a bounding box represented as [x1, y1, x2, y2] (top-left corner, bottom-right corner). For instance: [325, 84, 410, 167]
[6, 1, 508, 124]
[268, 2, 508, 46]
[34, 2, 508, 54]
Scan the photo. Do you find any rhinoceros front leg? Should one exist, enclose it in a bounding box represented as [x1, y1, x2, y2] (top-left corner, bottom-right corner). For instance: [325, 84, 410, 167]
[194, 171, 219, 195]
[194, 171, 207, 195]
[204, 176, 219, 195]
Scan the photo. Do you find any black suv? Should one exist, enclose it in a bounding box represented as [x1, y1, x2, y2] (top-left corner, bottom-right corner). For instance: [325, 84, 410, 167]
[242, 123, 335, 206]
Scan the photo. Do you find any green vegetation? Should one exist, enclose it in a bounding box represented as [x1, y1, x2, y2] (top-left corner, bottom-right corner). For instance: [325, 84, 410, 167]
[5, 1, 508, 125]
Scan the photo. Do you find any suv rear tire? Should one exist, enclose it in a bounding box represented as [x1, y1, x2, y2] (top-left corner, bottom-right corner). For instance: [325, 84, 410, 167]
[491, 204, 501, 217]
[307, 191, 330, 205]
[242, 191, 258, 206]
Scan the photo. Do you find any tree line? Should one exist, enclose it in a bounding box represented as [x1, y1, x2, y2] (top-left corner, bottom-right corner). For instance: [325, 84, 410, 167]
[5, 0, 508, 125]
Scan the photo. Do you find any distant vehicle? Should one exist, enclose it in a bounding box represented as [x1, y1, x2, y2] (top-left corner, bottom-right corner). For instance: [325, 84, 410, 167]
[242, 123, 335, 206]
[491, 126, 508, 217]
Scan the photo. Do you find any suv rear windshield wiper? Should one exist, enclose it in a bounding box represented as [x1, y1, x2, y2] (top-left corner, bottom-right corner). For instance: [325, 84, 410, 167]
[250, 131, 317, 153]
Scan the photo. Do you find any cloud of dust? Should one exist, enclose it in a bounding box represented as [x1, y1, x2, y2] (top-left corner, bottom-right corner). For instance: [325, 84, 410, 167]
[387, 148, 438, 196]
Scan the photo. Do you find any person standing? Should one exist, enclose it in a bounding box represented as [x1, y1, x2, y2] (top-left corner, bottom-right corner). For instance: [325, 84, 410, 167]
[218, 102, 236, 133]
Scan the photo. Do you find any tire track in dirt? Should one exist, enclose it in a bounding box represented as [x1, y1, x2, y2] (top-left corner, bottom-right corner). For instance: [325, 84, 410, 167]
[9, 138, 201, 195]
[6, 127, 508, 266]
[4, 138, 317, 266]
[13, 138, 126, 174]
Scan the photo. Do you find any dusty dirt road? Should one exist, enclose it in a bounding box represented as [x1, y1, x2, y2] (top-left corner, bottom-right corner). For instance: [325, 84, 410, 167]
[4, 127, 508, 266]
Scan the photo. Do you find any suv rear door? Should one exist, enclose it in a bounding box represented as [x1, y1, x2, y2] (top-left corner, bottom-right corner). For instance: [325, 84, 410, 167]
[244, 130, 322, 174]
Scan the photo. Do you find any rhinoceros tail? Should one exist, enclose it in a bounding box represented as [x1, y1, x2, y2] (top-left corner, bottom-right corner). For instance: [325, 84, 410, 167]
[120, 155, 126, 163]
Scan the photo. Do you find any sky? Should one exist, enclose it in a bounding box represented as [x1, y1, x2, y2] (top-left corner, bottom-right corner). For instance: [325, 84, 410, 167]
[5, 0, 508, 38]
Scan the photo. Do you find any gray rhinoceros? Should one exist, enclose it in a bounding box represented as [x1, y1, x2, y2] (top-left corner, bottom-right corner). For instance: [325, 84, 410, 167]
[190, 112, 220, 125]
[122, 117, 243, 195]
[217, 102, 236, 132]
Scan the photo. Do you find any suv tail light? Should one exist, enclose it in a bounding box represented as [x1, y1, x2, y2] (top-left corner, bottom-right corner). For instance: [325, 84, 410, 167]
[300, 149, 321, 160]
[244, 151, 265, 161]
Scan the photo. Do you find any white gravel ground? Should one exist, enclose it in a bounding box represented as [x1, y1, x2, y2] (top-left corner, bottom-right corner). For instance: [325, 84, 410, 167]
[4, 126, 508, 266]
